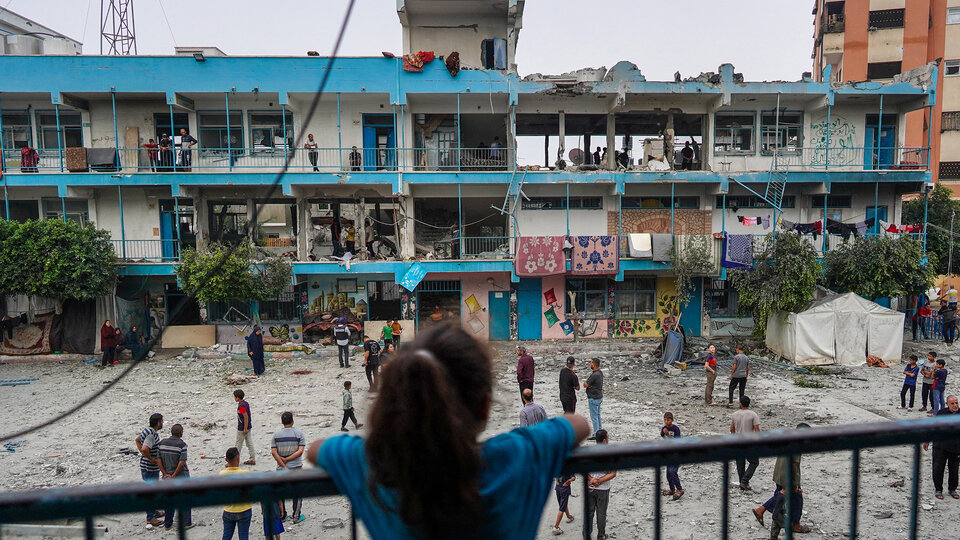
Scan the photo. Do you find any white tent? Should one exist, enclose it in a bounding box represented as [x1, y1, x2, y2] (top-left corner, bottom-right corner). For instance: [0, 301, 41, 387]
[765, 292, 905, 366]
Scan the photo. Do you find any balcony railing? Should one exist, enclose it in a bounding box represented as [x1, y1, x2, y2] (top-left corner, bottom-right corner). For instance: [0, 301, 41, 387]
[460, 236, 513, 258]
[110, 239, 181, 261]
[772, 146, 929, 171]
[1, 416, 958, 539]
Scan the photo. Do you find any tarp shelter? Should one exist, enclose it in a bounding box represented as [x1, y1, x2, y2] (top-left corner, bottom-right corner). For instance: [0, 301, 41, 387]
[765, 292, 904, 366]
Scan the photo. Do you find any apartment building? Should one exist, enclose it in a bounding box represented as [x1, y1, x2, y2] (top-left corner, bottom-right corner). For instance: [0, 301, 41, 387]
[0, 0, 936, 344]
[812, 0, 960, 186]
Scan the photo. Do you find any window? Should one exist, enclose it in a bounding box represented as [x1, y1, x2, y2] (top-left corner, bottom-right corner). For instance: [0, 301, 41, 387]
[35, 110, 83, 149]
[249, 111, 293, 152]
[480, 38, 507, 69]
[812, 195, 852, 208]
[707, 279, 743, 318]
[946, 60, 960, 77]
[0, 200, 39, 222]
[941, 162, 960, 180]
[715, 195, 796, 209]
[42, 199, 89, 225]
[949, 7, 960, 24]
[207, 299, 253, 322]
[565, 277, 609, 318]
[257, 290, 301, 322]
[868, 8, 904, 29]
[521, 196, 602, 210]
[615, 277, 657, 318]
[1, 110, 32, 154]
[867, 61, 901, 80]
[714, 113, 755, 154]
[208, 202, 249, 244]
[823, 1, 845, 33]
[622, 196, 700, 209]
[197, 111, 243, 154]
[760, 111, 802, 154]
[944, 112, 960, 131]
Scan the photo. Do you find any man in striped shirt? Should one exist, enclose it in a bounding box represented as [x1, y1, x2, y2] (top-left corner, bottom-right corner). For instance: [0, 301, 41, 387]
[135, 413, 164, 527]
[158, 424, 194, 531]
[271, 411, 307, 523]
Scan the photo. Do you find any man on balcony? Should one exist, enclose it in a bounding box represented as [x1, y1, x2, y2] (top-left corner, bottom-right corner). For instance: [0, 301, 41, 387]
[178, 128, 197, 172]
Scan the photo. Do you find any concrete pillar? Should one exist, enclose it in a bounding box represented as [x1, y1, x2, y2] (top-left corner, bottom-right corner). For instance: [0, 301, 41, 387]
[297, 196, 310, 261]
[192, 189, 208, 250]
[584, 134, 592, 165]
[400, 196, 415, 258]
[357, 197, 366, 259]
[606, 114, 616, 169]
[247, 198, 257, 242]
[557, 111, 566, 165]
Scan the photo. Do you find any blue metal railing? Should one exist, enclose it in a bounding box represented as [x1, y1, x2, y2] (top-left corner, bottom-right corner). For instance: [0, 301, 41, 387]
[110, 239, 182, 261]
[2, 416, 960, 539]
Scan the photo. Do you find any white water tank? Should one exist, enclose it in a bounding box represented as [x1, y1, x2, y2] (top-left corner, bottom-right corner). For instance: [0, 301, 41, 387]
[4, 34, 42, 55]
[41, 36, 81, 55]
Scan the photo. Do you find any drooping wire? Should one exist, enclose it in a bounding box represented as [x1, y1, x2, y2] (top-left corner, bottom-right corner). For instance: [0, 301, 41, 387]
[0, 0, 357, 444]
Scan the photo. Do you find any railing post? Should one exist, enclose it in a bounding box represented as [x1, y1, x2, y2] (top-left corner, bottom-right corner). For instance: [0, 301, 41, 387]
[653, 467, 662, 540]
[61, 197, 66, 223]
[55, 103, 64, 172]
[721, 460, 729, 540]
[909, 443, 921, 540]
[85, 516, 95, 540]
[112, 91, 120, 169]
[927, 105, 934, 170]
[784, 454, 794, 540]
[174, 196, 181, 258]
[282, 103, 288, 166]
[170, 105, 177, 172]
[456, 93, 461, 172]
[118, 185, 126, 259]
[337, 92, 343, 171]
[849, 448, 860, 539]
[458, 183, 463, 259]
[873, 182, 879, 234]
[670, 183, 675, 235]
[0, 96, 5, 174]
[825, 103, 831, 170]
[226, 92, 232, 172]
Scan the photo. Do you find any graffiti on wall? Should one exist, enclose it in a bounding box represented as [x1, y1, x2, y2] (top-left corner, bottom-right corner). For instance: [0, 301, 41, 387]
[710, 317, 755, 336]
[811, 116, 857, 166]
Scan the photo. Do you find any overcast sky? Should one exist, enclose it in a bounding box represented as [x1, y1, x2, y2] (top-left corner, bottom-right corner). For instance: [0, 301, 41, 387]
[7, 0, 815, 81]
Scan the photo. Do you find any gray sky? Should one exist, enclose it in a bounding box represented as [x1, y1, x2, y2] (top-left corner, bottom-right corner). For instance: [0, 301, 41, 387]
[7, 0, 815, 81]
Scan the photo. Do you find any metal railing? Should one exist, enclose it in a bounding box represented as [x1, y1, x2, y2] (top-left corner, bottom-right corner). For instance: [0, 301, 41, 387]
[771, 146, 929, 171]
[110, 239, 181, 261]
[2, 416, 959, 539]
[460, 236, 513, 258]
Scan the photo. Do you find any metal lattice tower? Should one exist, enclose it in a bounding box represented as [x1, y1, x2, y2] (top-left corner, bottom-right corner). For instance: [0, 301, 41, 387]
[100, 0, 137, 55]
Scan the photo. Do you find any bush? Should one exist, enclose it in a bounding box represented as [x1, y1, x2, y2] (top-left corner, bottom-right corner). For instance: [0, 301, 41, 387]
[176, 240, 291, 303]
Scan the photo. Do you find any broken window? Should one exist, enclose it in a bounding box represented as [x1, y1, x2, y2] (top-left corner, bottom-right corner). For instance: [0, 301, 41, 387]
[566, 278, 610, 318]
[198, 111, 243, 154]
[622, 196, 700, 209]
[521, 197, 602, 210]
[480, 38, 507, 69]
[714, 113, 755, 154]
[946, 60, 960, 77]
[824, 1, 845, 33]
[615, 277, 657, 318]
[707, 279, 744, 318]
[250, 111, 294, 152]
[715, 195, 796, 209]
[417, 280, 461, 331]
[940, 162, 960, 179]
[367, 280, 402, 321]
[1, 110, 32, 157]
[209, 202, 249, 244]
[760, 111, 803, 155]
[36, 110, 83, 149]
[868, 8, 904, 29]
[943, 112, 960, 131]
[42, 199, 89, 225]
[254, 202, 296, 253]
[866, 61, 902, 80]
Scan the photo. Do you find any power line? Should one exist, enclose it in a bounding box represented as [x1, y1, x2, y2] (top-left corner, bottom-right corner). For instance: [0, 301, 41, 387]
[0, 0, 357, 444]
[155, 0, 177, 47]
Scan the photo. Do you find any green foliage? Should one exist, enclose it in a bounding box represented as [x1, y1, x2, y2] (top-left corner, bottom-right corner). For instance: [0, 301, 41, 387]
[729, 232, 821, 338]
[793, 375, 825, 389]
[0, 219, 117, 302]
[822, 235, 935, 299]
[175, 240, 291, 303]
[672, 235, 715, 311]
[903, 185, 957, 275]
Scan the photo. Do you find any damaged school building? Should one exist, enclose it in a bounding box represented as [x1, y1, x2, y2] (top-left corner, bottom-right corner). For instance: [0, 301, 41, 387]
[0, 0, 939, 347]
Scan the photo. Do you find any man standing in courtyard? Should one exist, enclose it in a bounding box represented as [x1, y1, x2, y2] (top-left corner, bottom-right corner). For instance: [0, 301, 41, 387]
[728, 345, 750, 407]
[584, 358, 604, 439]
[135, 413, 164, 527]
[334, 317, 351, 368]
[753, 423, 812, 534]
[924, 394, 960, 500]
[519, 388, 548, 427]
[158, 424, 193, 531]
[583, 429, 615, 540]
[559, 356, 580, 413]
[704, 344, 718, 406]
[271, 411, 307, 522]
[517, 345, 535, 404]
[234, 389, 256, 465]
[730, 395, 761, 490]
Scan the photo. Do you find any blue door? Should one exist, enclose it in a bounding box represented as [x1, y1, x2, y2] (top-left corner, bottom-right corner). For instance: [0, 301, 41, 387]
[865, 206, 888, 235]
[159, 210, 176, 260]
[679, 277, 703, 337]
[488, 290, 509, 341]
[517, 278, 542, 340]
[864, 116, 896, 170]
[362, 114, 396, 171]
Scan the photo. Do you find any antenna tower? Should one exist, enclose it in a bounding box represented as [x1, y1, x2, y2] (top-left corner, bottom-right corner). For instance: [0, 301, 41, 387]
[100, 0, 137, 55]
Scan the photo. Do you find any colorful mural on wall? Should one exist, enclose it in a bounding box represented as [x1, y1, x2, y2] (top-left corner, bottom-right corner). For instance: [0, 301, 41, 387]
[613, 277, 679, 338]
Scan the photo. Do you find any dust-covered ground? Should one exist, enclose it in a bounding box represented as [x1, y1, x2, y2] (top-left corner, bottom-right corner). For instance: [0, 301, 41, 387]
[1, 334, 960, 540]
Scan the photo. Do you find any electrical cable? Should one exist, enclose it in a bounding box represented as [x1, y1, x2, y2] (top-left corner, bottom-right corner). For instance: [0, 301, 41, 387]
[155, 0, 178, 48]
[0, 0, 357, 444]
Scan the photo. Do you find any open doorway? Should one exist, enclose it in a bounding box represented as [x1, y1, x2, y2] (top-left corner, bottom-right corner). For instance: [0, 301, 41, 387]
[416, 280, 461, 331]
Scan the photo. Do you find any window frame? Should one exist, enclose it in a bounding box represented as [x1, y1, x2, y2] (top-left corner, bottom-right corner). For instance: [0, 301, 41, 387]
[868, 8, 905, 29]
[866, 61, 902, 80]
[707, 279, 743, 318]
[1, 109, 33, 157]
[248, 110, 294, 153]
[946, 60, 960, 78]
[715, 195, 796, 209]
[565, 277, 610, 319]
[521, 196, 603, 210]
[34, 109, 83, 150]
[621, 196, 700, 209]
[811, 195, 853, 209]
[196, 110, 244, 156]
[759, 110, 803, 155]
[208, 201, 250, 244]
[41, 198, 89, 225]
[713, 111, 757, 155]
[948, 7, 960, 25]
[614, 276, 658, 318]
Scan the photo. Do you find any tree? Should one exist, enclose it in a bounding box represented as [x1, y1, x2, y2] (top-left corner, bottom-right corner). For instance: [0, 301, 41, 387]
[729, 232, 822, 338]
[0, 219, 118, 307]
[672, 235, 715, 312]
[822, 235, 935, 299]
[175, 240, 292, 303]
[903, 185, 959, 275]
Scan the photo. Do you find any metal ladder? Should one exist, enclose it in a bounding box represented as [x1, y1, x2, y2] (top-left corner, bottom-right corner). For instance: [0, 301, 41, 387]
[763, 153, 789, 210]
[494, 167, 527, 216]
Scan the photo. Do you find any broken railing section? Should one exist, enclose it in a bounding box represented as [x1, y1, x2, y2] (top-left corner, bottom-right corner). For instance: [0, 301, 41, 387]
[2, 416, 959, 539]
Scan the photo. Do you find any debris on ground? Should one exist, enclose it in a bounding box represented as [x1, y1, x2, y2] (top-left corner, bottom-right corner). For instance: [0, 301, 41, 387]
[225, 373, 257, 385]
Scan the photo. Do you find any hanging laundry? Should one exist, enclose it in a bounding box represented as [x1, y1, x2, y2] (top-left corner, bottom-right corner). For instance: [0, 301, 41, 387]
[761, 216, 771, 230]
[826, 218, 858, 240]
[445, 52, 460, 76]
[514, 236, 566, 276]
[571, 236, 619, 275]
[721, 235, 754, 269]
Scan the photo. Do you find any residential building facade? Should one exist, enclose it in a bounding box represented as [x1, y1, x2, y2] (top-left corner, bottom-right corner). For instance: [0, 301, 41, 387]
[0, 0, 936, 344]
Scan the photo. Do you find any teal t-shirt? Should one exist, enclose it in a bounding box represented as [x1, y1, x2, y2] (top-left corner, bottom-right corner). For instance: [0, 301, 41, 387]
[316, 417, 575, 540]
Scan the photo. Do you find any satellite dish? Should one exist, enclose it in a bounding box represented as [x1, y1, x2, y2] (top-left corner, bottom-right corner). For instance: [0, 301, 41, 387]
[568, 148, 584, 165]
